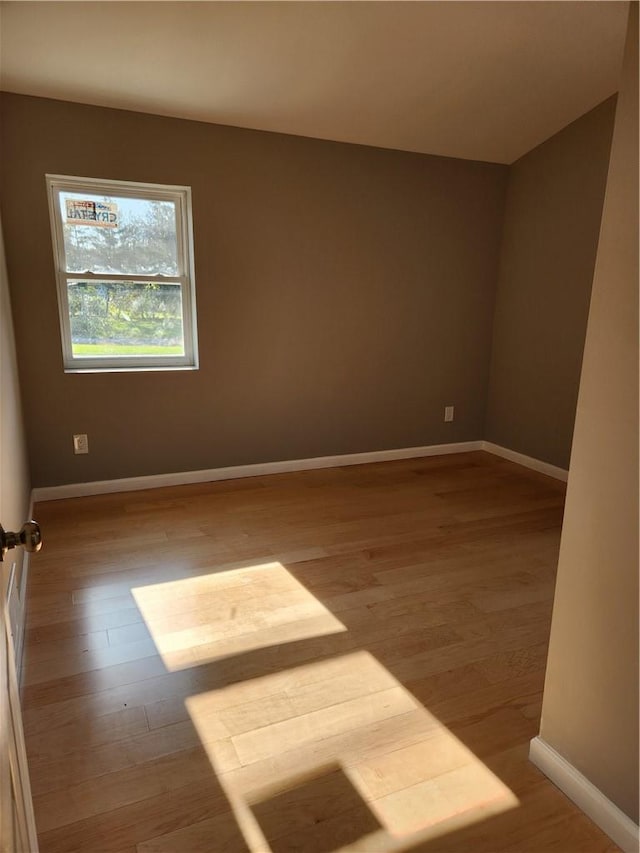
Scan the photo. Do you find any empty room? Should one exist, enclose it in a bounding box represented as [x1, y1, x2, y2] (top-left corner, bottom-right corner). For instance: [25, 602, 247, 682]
[0, 2, 638, 852]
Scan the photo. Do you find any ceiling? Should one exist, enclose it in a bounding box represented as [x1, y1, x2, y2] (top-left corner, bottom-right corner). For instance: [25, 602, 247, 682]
[0, 1, 628, 164]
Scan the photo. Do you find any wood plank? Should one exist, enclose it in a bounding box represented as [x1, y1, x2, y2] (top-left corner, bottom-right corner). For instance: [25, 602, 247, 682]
[136, 809, 250, 853]
[33, 747, 216, 833]
[231, 687, 419, 766]
[22, 638, 160, 687]
[26, 705, 148, 763]
[28, 719, 202, 797]
[36, 781, 236, 853]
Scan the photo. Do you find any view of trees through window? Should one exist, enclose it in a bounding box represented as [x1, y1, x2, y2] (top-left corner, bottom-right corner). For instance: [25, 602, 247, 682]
[67, 281, 184, 357]
[60, 192, 185, 358]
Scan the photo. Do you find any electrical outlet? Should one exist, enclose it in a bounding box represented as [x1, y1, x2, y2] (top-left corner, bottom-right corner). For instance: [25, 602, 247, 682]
[73, 434, 89, 454]
[444, 406, 455, 423]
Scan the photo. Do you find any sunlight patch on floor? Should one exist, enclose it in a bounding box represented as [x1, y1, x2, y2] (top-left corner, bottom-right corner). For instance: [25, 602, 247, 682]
[185, 651, 519, 852]
[131, 562, 346, 671]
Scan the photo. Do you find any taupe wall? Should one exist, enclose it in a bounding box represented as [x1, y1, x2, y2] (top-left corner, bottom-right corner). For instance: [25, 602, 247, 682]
[0, 94, 508, 487]
[539, 3, 638, 823]
[485, 98, 616, 469]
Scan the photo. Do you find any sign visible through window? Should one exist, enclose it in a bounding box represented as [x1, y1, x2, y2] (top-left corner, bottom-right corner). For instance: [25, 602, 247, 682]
[65, 199, 119, 228]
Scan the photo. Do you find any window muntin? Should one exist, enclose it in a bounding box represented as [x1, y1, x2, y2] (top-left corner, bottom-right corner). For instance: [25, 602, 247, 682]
[47, 175, 198, 371]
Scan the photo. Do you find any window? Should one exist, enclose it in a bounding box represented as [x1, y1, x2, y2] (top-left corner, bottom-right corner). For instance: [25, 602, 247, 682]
[46, 175, 198, 371]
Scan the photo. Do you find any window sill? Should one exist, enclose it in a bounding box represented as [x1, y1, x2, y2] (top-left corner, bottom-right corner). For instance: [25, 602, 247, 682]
[64, 365, 199, 375]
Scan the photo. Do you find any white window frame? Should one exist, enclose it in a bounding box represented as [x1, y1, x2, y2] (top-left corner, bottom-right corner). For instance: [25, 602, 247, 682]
[46, 174, 199, 372]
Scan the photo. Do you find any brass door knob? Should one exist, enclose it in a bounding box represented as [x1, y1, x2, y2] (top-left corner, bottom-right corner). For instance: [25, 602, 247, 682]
[0, 521, 42, 560]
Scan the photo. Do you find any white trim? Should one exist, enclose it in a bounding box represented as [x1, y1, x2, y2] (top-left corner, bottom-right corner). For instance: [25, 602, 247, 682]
[29, 440, 570, 502]
[2, 597, 39, 851]
[13, 553, 28, 688]
[13, 493, 34, 688]
[529, 737, 639, 853]
[481, 441, 568, 482]
[31, 441, 483, 502]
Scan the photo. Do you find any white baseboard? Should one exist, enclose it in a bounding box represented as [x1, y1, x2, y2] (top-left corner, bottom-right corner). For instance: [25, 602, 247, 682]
[31, 441, 483, 502]
[31, 439, 569, 503]
[530, 737, 639, 853]
[482, 441, 568, 482]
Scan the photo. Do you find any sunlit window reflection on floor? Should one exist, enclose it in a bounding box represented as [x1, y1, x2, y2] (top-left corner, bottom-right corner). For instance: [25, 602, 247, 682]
[185, 651, 518, 852]
[131, 562, 346, 671]
[133, 566, 518, 851]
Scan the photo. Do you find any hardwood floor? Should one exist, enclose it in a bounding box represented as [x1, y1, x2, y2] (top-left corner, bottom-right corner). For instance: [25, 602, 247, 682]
[21, 451, 619, 852]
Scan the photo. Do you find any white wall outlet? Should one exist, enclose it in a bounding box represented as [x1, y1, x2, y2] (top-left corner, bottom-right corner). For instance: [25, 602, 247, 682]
[444, 406, 455, 423]
[73, 433, 89, 454]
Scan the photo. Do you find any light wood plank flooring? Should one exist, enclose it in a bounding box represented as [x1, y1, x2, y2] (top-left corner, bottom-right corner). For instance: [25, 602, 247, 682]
[22, 451, 619, 852]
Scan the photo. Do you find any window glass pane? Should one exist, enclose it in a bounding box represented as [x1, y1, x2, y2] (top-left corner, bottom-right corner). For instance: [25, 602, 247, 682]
[67, 280, 185, 358]
[59, 192, 179, 276]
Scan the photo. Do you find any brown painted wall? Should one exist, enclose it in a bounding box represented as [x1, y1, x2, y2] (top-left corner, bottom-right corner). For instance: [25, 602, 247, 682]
[539, 3, 639, 822]
[485, 97, 616, 469]
[0, 94, 508, 487]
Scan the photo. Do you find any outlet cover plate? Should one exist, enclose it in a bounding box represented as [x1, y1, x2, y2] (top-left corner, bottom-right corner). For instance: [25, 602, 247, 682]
[73, 434, 89, 454]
